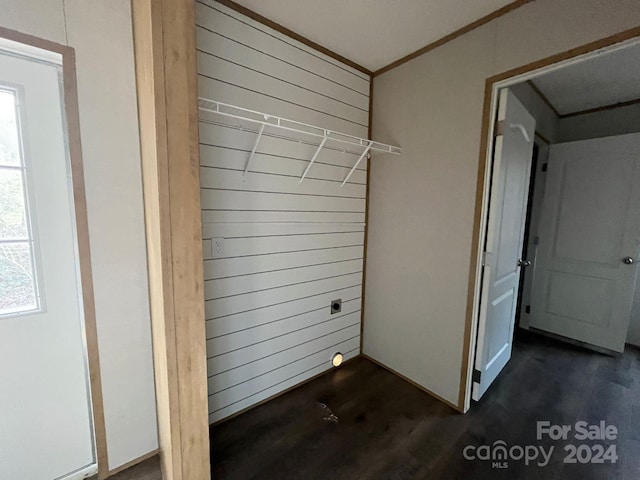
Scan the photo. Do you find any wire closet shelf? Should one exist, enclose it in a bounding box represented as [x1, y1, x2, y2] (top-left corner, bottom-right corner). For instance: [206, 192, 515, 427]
[197, 98, 401, 186]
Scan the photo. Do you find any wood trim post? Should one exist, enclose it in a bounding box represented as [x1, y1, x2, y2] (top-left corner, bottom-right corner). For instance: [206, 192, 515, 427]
[131, 1, 210, 479]
[61, 47, 112, 479]
[360, 76, 373, 352]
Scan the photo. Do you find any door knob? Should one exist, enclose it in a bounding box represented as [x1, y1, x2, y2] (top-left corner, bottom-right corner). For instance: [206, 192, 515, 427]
[518, 259, 532, 267]
[623, 256, 635, 265]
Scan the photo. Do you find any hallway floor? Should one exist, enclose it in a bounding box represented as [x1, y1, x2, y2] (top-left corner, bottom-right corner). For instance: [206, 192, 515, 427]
[210, 331, 640, 480]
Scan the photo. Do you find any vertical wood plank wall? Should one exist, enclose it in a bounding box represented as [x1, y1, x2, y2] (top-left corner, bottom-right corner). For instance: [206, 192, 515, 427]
[195, 0, 370, 423]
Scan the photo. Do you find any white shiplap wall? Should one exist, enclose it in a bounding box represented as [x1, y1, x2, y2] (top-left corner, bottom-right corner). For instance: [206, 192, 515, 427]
[196, 0, 370, 424]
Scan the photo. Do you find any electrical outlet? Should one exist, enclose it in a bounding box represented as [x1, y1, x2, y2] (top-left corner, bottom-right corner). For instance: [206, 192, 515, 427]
[331, 299, 341, 314]
[212, 238, 224, 258]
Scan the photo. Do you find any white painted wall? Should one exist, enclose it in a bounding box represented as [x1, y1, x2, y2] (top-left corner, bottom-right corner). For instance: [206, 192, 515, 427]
[557, 101, 640, 142]
[0, 0, 158, 470]
[366, 0, 640, 408]
[196, 1, 369, 423]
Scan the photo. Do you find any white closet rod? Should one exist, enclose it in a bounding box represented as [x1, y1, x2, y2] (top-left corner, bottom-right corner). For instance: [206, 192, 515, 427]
[198, 98, 401, 185]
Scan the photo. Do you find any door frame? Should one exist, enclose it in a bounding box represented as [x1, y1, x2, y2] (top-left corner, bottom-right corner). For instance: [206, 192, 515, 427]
[0, 27, 109, 477]
[462, 26, 640, 412]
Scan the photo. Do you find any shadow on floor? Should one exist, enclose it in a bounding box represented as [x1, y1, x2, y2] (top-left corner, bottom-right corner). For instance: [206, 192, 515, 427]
[210, 330, 640, 480]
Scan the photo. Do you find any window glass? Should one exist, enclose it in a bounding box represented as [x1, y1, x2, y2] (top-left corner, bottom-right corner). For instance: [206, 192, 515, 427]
[0, 242, 36, 314]
[0, 89, 39, 316]
[0, 168, 28, 240]
[0, 90, 20, 167]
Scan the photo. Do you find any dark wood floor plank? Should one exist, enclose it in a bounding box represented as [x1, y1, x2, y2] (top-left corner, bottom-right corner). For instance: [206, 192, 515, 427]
[210, 330, 640, 480]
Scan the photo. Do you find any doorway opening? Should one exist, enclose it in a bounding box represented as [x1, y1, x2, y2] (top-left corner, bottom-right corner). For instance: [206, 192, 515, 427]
[468, 33, 640, 407]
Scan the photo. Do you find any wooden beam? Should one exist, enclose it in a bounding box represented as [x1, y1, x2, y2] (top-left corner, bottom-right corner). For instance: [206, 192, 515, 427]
[131, 1, 210, 480]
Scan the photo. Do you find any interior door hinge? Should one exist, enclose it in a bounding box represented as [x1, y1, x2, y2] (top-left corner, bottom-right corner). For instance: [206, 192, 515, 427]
[542, 162, 548, 172]
[494, 120, 504, 137]
[525, 305, 531, 314]
[533, 236, 539, 246]
[473, 369, 482, 383]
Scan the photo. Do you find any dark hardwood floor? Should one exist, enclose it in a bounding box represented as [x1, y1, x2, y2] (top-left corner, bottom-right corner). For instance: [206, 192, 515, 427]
[210, 330, 640, 480]
[105, 455, 161, 480]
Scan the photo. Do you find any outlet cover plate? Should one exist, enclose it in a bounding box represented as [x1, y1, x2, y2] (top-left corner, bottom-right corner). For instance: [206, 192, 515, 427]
[212, 238, 224, 258]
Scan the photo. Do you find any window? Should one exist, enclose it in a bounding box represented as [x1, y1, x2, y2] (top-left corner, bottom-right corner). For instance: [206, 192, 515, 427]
[0, 88, 40, 316]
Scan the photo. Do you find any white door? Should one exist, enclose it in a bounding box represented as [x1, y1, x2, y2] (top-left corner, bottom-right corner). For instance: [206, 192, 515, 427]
[0, 52, 96, 478]
[473, 89, 535, 401]
[529, 133, 640, 353]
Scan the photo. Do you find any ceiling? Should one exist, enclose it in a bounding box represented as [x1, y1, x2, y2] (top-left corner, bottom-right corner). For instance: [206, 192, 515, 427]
[231, 0, 515, 72]
[531, 41, 640, 116]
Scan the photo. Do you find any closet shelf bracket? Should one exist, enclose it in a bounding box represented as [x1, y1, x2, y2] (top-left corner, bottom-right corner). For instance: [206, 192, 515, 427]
[342, 141, 372, 187]
[244, 123, 266, 177]
[299, 135, 328, 183]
